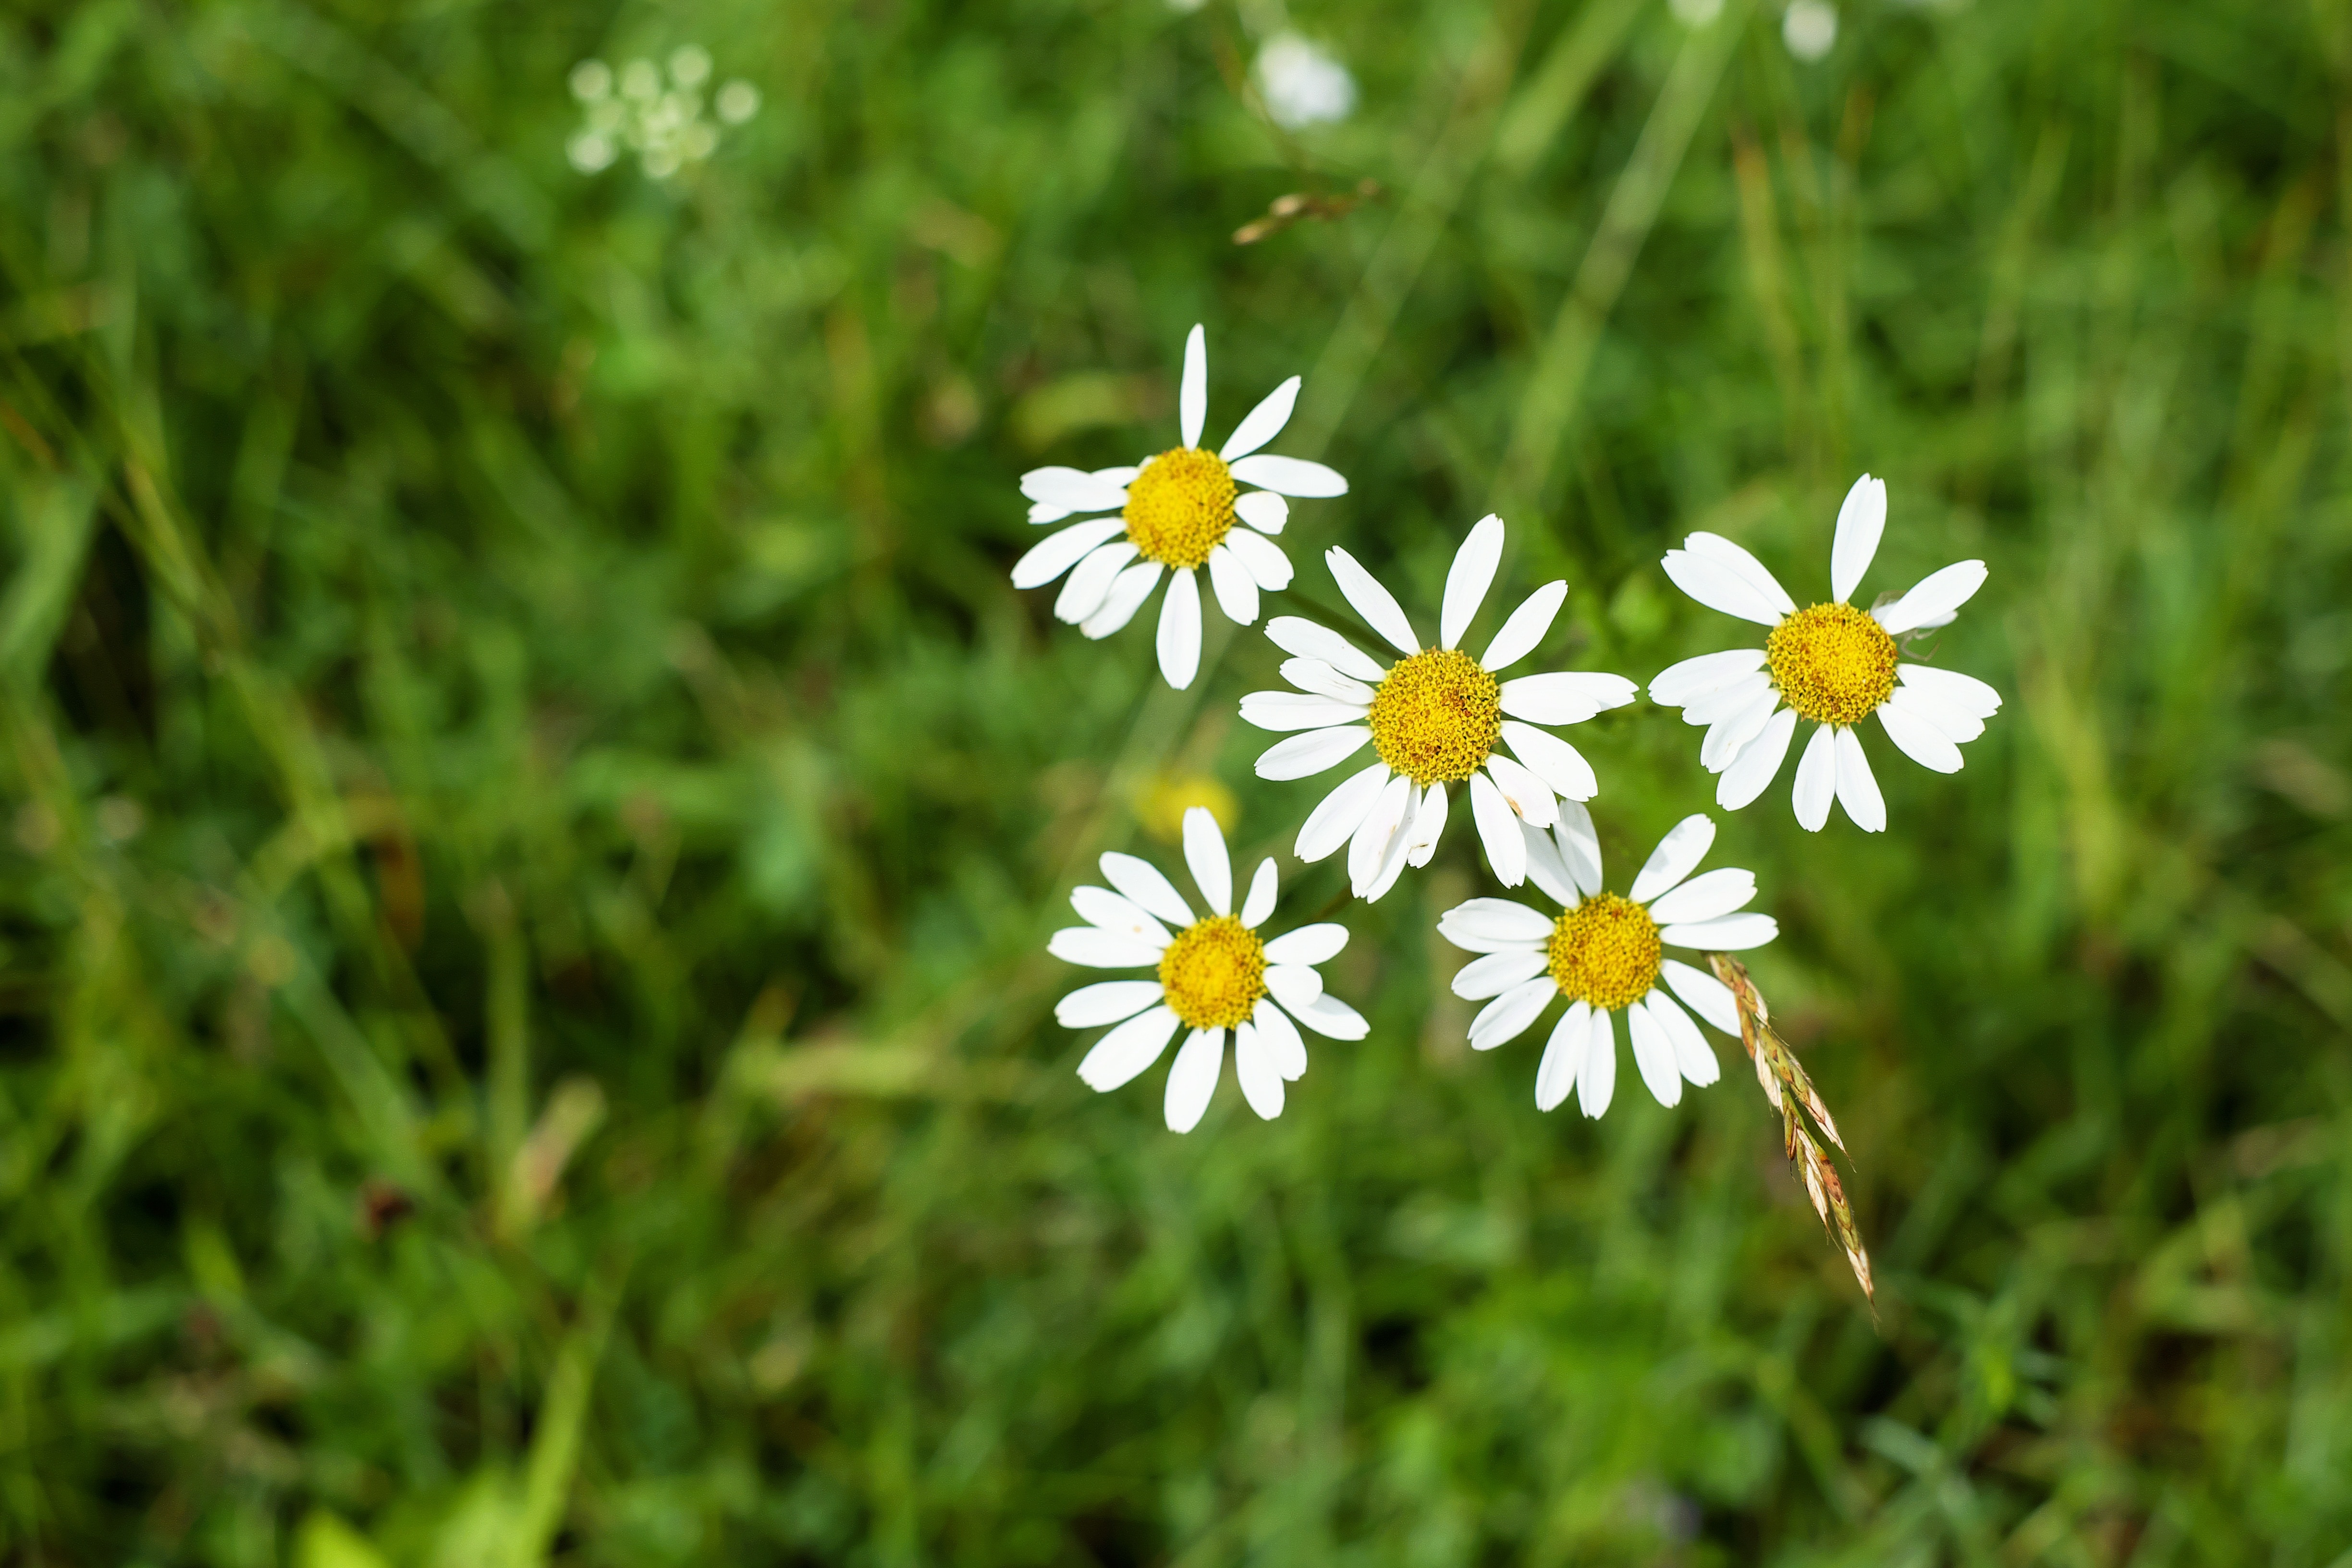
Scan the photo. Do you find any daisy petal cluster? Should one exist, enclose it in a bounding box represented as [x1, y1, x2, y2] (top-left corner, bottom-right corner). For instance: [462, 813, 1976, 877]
[1239, 514, 1636, 901]
[1011, 326, 1348, 690]
[1653, 473, 2001, 832]
[1048, 807, 1367, 1132]
[1437, 811, 1773, 1116]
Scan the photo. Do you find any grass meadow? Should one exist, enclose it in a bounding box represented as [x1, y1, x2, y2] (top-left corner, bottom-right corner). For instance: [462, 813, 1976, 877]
[2, 0, 2350, 1561]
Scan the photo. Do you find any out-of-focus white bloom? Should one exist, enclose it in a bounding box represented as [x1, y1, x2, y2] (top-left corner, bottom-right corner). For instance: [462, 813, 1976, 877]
[1784, 0, 1838, 60]
[568, 49, 760, 181]
[1167, 0, 1209, 12]
[1255, 33, 1355, 130]
[1670, 0, 1725, 25]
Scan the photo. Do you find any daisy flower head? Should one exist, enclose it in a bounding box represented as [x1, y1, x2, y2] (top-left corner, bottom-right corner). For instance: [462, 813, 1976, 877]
[1238, 514, 1637, 902]
[1047, 807, 1369, 1133]
[1652, 473, 2002, 833]
[1010, 326, 1349, 690]
[1437, 809, 1774, 1117]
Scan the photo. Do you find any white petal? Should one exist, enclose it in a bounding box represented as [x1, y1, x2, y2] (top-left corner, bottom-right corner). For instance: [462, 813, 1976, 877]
[1662, 550, 1783, 626]
[1482, 755, 1556, 829]
[1029, 502, 1074, 525]
[1155, 567, 1203, 689]
[1364, 780, 1411, 903]
[1279, 658, 1374, 704]
[1452, 948, 1548, 1001]
[1645, 989, 1719, 1086]
[1440, 514, 1505, 650]
[1536, 1002, 1590, 1112]
[1324, 548, 1421, 655]
[1229, 454, 1348, 497]
[1700, 689, 1780, 773]
[1239, 858, 1279, 928]
[1239, 691, 1369, 732]
[1650, 647, 1768, 708]
[1264, 964, 1325, 1011]
[1499, 722, 1598, 802]
[1054, 540, 1140, 622]
[1886, 682, 1984, 744]
[1234, 1023, 1284, 1119]
[1435, 896, 1553, 949]
[1404, 782, 1450, 866]
[1833, 726, 1887, 832]
[1645, 867, 1756, 926]
[1220, 527, 1294, 591]
[1047, 927, 1163, 968]
[1257, 724, 1372, 781]
[1661, 958, 1740, 1036]
[1686, 533, 1796, 615]
[1205, 544, 1260, 626]
[1662, 912, 1780, 951]
[1480, 581, 1568, 672]
[1078, 1004, 1182, 1091]
[1080, 562, 1163, 638]
[1627, 1000, 1683, 1108]
[1012, 518, 1126, 589]
[1628, 813, 1715, 904]
[1580, 1007, 1617, 1118]
[1898, 663, 2002, 719]
[1218, 375, 1300, 462]
[1251, 997, 1309, 1080]
[1347, 773, 1415, 894]
[1164, 1027, 1223, 1132]
[1093, 465, 1142, 487]
[1178, 324, 1207, 450]
[1098, 852, 1195, 927]
[1792, 723, 1838, 831]
[1266, 616, 1387, 683]
[1470, 977, 1556, 1051]
[1876, 560, 1988, 636]
[1468, 771, 1528, 886]
[1512, 821, 1574, 907]
[1717, 707, 1799, 810]
[1235, 489, 1289, 534]
[1056, 980, 1166, 1029]
[1499, 671, 1638, 725]
[1877, 700, 1964, 773]
[1294, 762, 1390, 861]
[1181, 805, 1231, 916]
[1290, 993, 1368, 1040]
[1020, 466, 1128, 512]
[1683, 672, 1772, 728]
[1070, 886, 1173, 949]
[1553, 800, 1603, 896]
[1829, 473, 1886, 604]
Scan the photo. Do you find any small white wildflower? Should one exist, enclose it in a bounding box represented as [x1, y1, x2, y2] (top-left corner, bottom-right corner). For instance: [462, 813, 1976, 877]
[669, 44, 712, 88]
[620, 58, 662, 99]
[1255, 33, 1355, 131]
[1669, 0, 1725, 24]
[569, 60, 613, 101]
[1783, 0, 1838, 60]
[566, 130, 617, 173]
[716, 80, 761, 124]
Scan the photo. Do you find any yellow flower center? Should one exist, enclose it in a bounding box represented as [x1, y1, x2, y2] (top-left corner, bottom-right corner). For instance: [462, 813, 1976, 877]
[1546, 893, 1662, 1014]
[1366, 648, 1500, 787]
[1123, 448, 1236, 569]
[1157, 914, 1268, 1031]
[1765, 601, 1899, 726]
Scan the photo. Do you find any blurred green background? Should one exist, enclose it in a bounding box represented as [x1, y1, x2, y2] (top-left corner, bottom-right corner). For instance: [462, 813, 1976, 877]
[2, 0, 2349, 1560]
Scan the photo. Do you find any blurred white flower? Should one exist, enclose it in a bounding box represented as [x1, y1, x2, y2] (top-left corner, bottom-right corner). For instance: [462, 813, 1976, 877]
[1783, 0, 1838, 60]
[568, 49, 760, 181]
[1166, 0, 1209, 12]
[1670, 0, 1725, 24]
[1255, 33, 1355, 130]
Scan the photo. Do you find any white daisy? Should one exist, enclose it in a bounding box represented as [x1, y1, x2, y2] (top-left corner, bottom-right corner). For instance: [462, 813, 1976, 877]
[1010, 326, 1349, 690]
[1651, 473, 2002, 833]
[1436, 808, 1775, 1117]
[1237, 514, 1637, 902]
[1047, 806, 1369, 1132]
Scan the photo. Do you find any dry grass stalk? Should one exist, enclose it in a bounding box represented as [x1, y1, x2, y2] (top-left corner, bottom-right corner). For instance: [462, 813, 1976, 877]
[1232, 180, 1385, 244]
[1708, 953, 1875, 1308]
